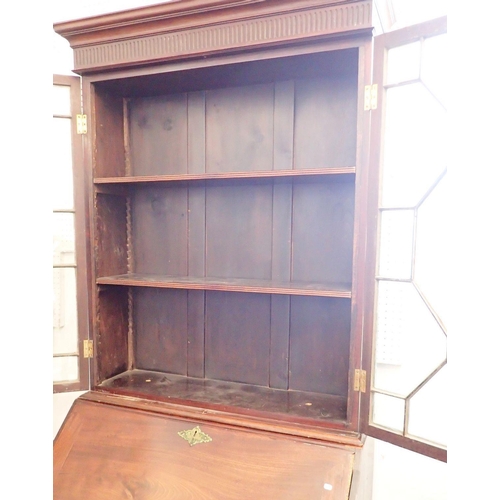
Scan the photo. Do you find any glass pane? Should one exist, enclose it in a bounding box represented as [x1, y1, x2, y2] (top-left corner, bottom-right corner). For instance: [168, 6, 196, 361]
[371, 392, 405, 433]
[53, 213, 76, 266]
[53, 268, 78, 355]
[53, 356, 79, 383]
[421, 33, 447, 109]
[414, 174, 448, 329]
[378, 210, 414, 280]
[408, 364, 447, 447]
[52, 117, 75, 210]
[381, 83, 447, 208]
[374, 281, 446, 397]
[53, 84, 72, 116]
[388, 0, 447, 33]
[386, 41, 421, 85]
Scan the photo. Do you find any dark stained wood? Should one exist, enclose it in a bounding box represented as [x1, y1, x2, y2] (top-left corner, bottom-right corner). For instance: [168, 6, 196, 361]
[128, 94, 188, 176]
[206, 183, 273, 279]
[292, 179, 355, 285]
[96, 274, 352, 298]
[86, 48, 363, 98]
[95, 194, 128, 278]
[271, 183, 293, 282]
[187, 186, 206, 277]
[99, 370, 348, 425]
[95, 287, 129, 383]
[187, 290, 205, 378]
[53, 0, 372, 73]
[345, 37, 373, 438]
[54, 397, 356, 500]
[273, 80, 295, 171]
[94, 88, 125, 178]
[205, 83, 274, 173]
[205, 291, 271, 386]
[294, 75, 358, 169]
[289, 297, 351, 397]
[132, 186, 188, 275]
[83, 391, 362, 444]
[134, 288, 188, 375]
[270, 295, 291, 390]
[187, 91, 206, 174]
[94, 168, 356, 184]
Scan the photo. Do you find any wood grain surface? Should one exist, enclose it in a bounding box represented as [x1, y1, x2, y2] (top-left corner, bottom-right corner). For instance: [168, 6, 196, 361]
[54, 397, 356, 500]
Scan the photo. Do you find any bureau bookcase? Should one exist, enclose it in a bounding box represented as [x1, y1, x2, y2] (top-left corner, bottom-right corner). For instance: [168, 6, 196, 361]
[62, 0, 373, 441]
[54, 1, 446, 497]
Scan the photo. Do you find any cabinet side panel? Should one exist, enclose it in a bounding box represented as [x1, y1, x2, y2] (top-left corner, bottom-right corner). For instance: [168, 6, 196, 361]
[294, 74, 358, 169]
[205, 291, 270, 386]
[95, 194, 128, 278]
[206, 184, 273, 280]
[96, 287, 129, 382]
[128, 94, 188, 176]
[133, 186, 188, 275]
[292, 180, 355, 285]
[94, 89, 125, 177]
[134, 288, 188, 375]
[205, 83, 274, 173]
[289, 296, 351, 396]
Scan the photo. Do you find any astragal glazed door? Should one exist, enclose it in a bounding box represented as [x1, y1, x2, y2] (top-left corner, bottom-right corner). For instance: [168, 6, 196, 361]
[362, 16, 447, 462]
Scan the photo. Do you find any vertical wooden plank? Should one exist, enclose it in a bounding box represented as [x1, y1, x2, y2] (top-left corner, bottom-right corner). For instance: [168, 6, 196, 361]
[205, 291, 270, 386]
[289, 296, 351, 397]
[292, 179, 355, 285]
[269, 295, 290, 390]
[294, 76, 358, 169]
[133, 186, 188, 275]
[134, 288, 188, 375]
[128, 94, 188, 176]
[269, 182, 292, 390]
[205, 83, 274, 173]
[187, 91, 206, 175]
[206, 183, 273, 280]
[271, 183, 292, 282]
[188, 185, 206, 277]
[273, 80, 295, 171]
[187, 290, 205, 378]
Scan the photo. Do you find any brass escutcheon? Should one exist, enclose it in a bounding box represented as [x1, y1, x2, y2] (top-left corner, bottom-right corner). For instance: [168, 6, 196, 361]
[178, 426, 212, 446]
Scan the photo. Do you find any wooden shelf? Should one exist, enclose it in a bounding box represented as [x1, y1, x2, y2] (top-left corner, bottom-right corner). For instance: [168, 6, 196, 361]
[94, 167, 356, 185]
[98, 369, 348, 426]
[96, 273, 352, 298]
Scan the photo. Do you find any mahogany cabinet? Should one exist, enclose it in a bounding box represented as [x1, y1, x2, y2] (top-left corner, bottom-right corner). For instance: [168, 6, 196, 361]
[54, 1, 446, 497]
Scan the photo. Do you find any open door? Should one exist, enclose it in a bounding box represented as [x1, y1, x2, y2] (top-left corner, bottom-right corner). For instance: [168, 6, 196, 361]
[53, 75, 91, 393]
[361, 16, 447, 462]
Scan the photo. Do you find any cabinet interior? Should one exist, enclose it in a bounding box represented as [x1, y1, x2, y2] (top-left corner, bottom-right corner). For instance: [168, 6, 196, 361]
[92, 47, 360, 429]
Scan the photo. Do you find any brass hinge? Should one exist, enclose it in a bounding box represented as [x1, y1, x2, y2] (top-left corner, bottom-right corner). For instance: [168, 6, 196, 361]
[83, 339, 94, 358]
[76, 114, 87, 134]
[364, 84, 378, 111]
[354, 369, 366, 393]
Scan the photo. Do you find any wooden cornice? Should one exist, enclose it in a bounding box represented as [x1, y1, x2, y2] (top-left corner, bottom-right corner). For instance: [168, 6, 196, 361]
[54, 0, 372, 74]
